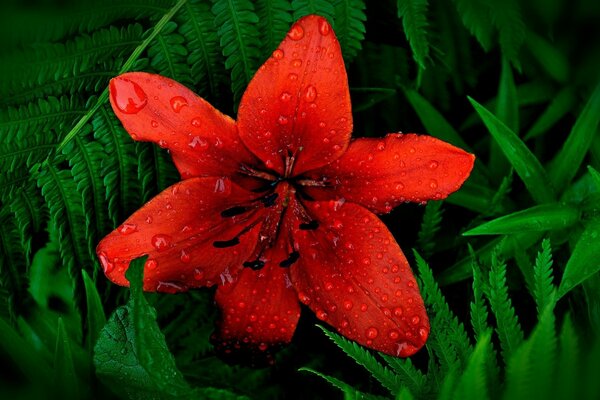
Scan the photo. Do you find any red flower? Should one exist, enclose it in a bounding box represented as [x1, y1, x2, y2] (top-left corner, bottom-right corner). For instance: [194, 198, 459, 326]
[98, 15, 474, 361]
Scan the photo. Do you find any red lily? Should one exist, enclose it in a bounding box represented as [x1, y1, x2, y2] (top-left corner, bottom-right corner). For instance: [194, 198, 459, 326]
[98, 15, 474, 361]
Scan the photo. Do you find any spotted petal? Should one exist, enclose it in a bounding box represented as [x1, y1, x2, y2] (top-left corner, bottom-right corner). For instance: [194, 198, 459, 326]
[306, 133, 475, 213]
[96, 177, 262, 292]
[290, 200, 429, 357]
[109, 72, 259, 182]
[237, 15, 352, 176]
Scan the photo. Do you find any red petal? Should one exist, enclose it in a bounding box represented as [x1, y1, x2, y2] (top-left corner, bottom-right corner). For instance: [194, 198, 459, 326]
[306, 134, 475, 213]
[109, 72, 259, 181]
[96, 177, 262, 292]
[212, 231, 300, 365]
[237, 15, 352, 176]
[290, 200, 429, 357]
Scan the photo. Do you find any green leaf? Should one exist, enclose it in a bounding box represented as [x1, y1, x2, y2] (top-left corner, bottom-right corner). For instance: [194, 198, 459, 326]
[381, 355, 426, 396]
[556, 315, 578, 400]
[468, 96, 555, 204]
[403, 88, 471, 150]
[417, 201, 443, 257]
[488, 0, 524, 71]
[299, 368, 385, 400]
[549, 83, 600, 192]
[291, 0, 336, 21]
[351, 87, 397, 112]
[54, 317, 79, 400]
[496, 58, 519, 132]
[558, 217, 600, 298]
[463, 204, 579, 236]
[396, 0, 430, 70]
[82, 270, 106, 354]
[588, 166, 600, 190]
[526, 30, 569, 83]
[452, 0, 493, 51]
[333, 0, 367, 61]
[317, 325, 401, 396]
[256, 0, 293, 56]
[451, 330, 491, 400]
[524, 86, 576, 140]
[532, 239, 556, 317]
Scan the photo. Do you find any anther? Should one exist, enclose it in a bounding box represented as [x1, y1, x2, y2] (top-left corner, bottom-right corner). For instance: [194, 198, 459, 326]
[244, 259, 265, 270]
[279, 251, 300, 267]
[299, 220, 319, 230]
[221, 206, 249, 217]
[213, 238, 240, 248]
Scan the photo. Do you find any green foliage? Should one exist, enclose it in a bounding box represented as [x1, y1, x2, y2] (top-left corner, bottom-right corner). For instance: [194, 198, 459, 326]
[2, 0, 600, 398]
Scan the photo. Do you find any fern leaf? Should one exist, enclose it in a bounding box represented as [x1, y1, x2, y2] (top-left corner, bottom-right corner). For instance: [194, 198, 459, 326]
[414, 251, 472, 371]
[380, 355, 426, 396]
[396, 0, 431, 70]
[0, 24, 144, 105]
[62, 124, 111, 258]
[452, 0, 493, 51]
[299, 368, 387, 400]
[256, 0, 293, 56]
[0, 208, 29, 319]
[532, 239, 556, 318]
[317, 325, 401, 396]
[470, 257, 489, 339]
[92, 103, 142, 226]
[333, 0, 367, 61]
[451, 330, 491, 400]
[148, 21, 192, 85]
[291, 0, 336, 21]
[178, 0, 226, 97]
[487, 0, 525, 71]
[211, 0, 261, 105]
[487, 249, 524, 362]
[0, 139, 57, 182]
[136, 142, 179, 203]
[417, 201, 443, 257]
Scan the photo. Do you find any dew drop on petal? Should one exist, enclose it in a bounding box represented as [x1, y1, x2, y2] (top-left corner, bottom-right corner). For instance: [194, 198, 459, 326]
[316, 309, 328, 320]
[272, 49, 284, 59]
[191, 118, 202, 127]
[288, 24, 304, 40]
[411, 316, 421, 325]
[98, 251, 114, 273]
[146, 259, 158, 270]
[343, 300, 353, 310]
[170, 96, 188, 113]
[292, 58, 302, 67]
[180, 249, 191, 263]
[193, 268, 205, 281]
[318, 19, 331, 36]
[429, 160, 439, 169]
[429, 180, 438, 189]
[304, 85, 317, 102]
[365, 327, 378, 339]
[280, 92, 292, 101]
[278, 115, 289, 125]
[111, 78, 147, 114]
[288, 73, 298, 81]
[151, 234, 172, 252]
[388, 330, 400, 340]
[151, 120, 159, 128]
[214, 178, 226, 193]
[118, 223, 137, 235]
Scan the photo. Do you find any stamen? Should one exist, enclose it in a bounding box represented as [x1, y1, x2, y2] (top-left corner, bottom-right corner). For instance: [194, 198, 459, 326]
[279, 251, 299, 268]
[299, 220, 319, 230]
[221, 206, 249, 217]
[243, 259, 265, 270]
[295, 178, 330, 187]
[284, 149, 296, 178]
[213, 238, 240, 248]
[240, 164, 278, 181]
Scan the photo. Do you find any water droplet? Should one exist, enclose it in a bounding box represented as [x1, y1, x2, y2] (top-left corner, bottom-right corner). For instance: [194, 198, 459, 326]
[170, 96, 188, 113]
[324, 282, 334, 291]
[189, 136, 208, 149]
[429, 160, 439, 169]
[411, 316, 420, 325]
[98, 252, 114, 273]
[419, 327, 428, 339]
[151, 234, 172, 252]
[360, 303, 368, 312]
[377, 141, 386, 151]
[288, 73, 298, 81]
[272, 48, 284, 59]
[278, 115, 289, 125]
[429, 180, 438, 189]
[280, 92, 292, 101]
[151, 120, 159, 128]
[145, 216, 153, 224]
[318, 19, 331, 36]
[214, 178, 226, 193]
[393, 307, 403, 317]
[158, 140, 168, 148]
[316, 309, 328, 320]
[304, 85, 317, 102]
[288, 24, 304, 40]
[110, 78, 148, 114]
[292, 58, 302, 67]
[191, 118, 202, 127]
[118, 223, 137, 235]
[388, 330, 400, 340]
[180, 250, 191, 263]
[365, 327, 378, 339]
[343, 300, 353, 310]
[146, 259, 158, 269]
[395, 182, 405, 190]
[298, 292, 311, 304]
[193, 268, 204, 280]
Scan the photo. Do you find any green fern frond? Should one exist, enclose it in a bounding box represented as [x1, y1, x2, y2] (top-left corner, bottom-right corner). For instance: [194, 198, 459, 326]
[417, 201, 443, 257]
[136, 142, 179, 203]
[0, 96, 84, 141]
[256, 0, 293, 56]
[299, 368, 387, 400]
[487, 249, 524, 362]
[532, 239, 556, 317]
[0, 138, 57, 179]
[451, 330, 491, 400]
[487, 0, 525, 71]
[0, 24, 144, 105]
[452, 0, 493, 51]
[92, 103, 142, 226]
[414, 251, 472, 371]
[36, 163, 93, 301]
[177, 0, 226, 97]
[396, 0, 431, 70]
[61, 124, 111, 257]
[0, 207, 29, 319]
[380, 354, 427, 396]
[317, 325, 401, 396]
[148, 21, 192, 85]
[470, 257, 489, 339]
[211, 0, 261, 105]
[333, 0, 367, 61]
[291, 0, 336, 21]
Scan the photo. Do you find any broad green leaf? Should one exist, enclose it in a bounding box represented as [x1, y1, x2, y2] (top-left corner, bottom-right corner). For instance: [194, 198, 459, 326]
[524, 86, 576, 140]
[463, 204, 579, 236]
[526, 30, 569, 83]
[82, 270, 106, 354]
[54, 317, 79, 400]
[446, 180, 504, 214]
[550, 83, 600, 192]
[496, 58, 519, 132]
[589, 166, 600, 190]
[403, 87, 471, 150]
[558, 217, 600, 298]
[468, 96, 555, 204]
[451, 331, 491, 400]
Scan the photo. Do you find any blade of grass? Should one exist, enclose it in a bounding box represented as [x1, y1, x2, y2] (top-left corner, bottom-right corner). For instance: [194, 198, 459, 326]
[524, 86, 576, 140]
